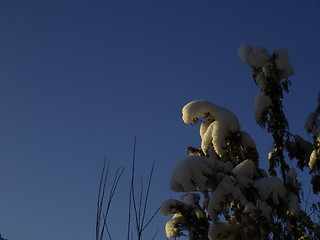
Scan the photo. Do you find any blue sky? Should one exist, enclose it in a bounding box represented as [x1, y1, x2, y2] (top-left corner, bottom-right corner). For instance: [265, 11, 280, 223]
[0, 0, 320, 239]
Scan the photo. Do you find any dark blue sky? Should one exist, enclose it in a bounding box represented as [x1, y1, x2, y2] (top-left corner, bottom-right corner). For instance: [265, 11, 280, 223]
[1, 0, 320, 239]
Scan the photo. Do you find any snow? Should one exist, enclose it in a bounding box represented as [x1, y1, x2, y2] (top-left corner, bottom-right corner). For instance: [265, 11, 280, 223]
[243, 201, 257, 214]
[233, 174, 253, 189]
[286, 193, 300, 216]
[240, 131, 257, 149]
[161, 195, 207, 238]
[231, 160, 257, 188]
[182, 100, 240, 156]
[201, 122, 215, 155]
[254, 94, 272, 124]
[257, 201, 272, 220]
[238, 44, 253, 65]
[238, 45, 294, 79]
[238, 44, 270, 67]
[232, 159, 257, 178]
[161, 44, 319, 240]
[182, 193, 200, 207]
[160, 199, 186, 216]
[240, 131, 259, 159]
[255, 73, 267, 91]
[182, 100, 218, 124]
[250, 46, 270, 67]
[200, 119, 212, 139]
[286, 168, 298, 188]
[165, 213, 185, 238]
[280, 64, 294, 79]
[274, 48, 290, 69]
[207, 121, 231, 157]
[305, 110, 318, 133]
[273, 47, 295, 79]
[182, 100, 239, 129]
[253, 177, 286, 205]
[169, 155, 232, 193]
[208, 176, 247, 220]
[304, 92, 320, 135]
[309, 149, 319, 170]
[209, 221, 239, 240]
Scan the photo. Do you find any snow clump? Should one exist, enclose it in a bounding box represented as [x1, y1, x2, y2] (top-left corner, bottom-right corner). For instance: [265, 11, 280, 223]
[238, 44, 270, 67]
[238, 44, 294, 80]
[254, 94, 272, 125]
[165, 213, 185, 238]
[169, 155, 232, 193]
[253, 176, 286, 205]
[208, 176, 247, 220]
[309, 149, 320, 170]
[182, 100, 240, 156]
[232, 159, 257, 178]
[273, 47, 295, 79]
[209, 221, 241, 240]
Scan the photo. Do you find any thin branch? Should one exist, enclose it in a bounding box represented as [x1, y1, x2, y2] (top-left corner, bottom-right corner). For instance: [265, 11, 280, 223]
[141, 161, 155, 229]
[96, 158, 110, 240]
[305, 187, 312, 212]
[151, 228, 159, 240]
[127, 136, 137, 240]
[100, 167, 124, 240]
[138, 177, 144, 232]
[141, 207, 160, 232]
[105, 224, 113, 240]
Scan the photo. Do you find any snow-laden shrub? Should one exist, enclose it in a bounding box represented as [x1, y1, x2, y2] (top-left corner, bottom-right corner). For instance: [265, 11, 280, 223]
[162, 45, 320, 240]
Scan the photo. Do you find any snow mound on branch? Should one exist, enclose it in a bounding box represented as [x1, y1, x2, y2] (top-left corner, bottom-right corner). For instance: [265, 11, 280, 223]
[182, 100, 238, 126]
[305, 109, 320, 134]
[182, 100, 240, 156]
[273, 47, 295, 79]
[208, 176, 247, 220]
[286, 168, 298, 188]
[287, 193, 301, 216]
[240, 131, 256, 149]
[258, 201, 273, 220]
[254, 94, 272, 124]
[169, 155, 232, 193]
[182, 193, 200, 207]
[232, 159, 257, 178]
[161, 195, 206, 238]
[255, 73, 267, 91]
[305, 111, 317, 133]
[202, 121, 235, 157]
[238, 44, 270, 67]
[239, 131, 259, 160]
[253, 177, 286, 204]
[243, 201, 257, 214]
[165, 213, 185, 238]
[209, 221, 241, 240]
[238, 45, 294, 79]
[309, 149, 320, 170]
[160, 199, 185, 216]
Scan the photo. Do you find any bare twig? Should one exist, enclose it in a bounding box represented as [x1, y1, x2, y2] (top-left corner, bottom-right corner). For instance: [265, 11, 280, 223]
[96, 158, 124, 240]
[141, 161, 155, 229]
[97, 136, 158, 240]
